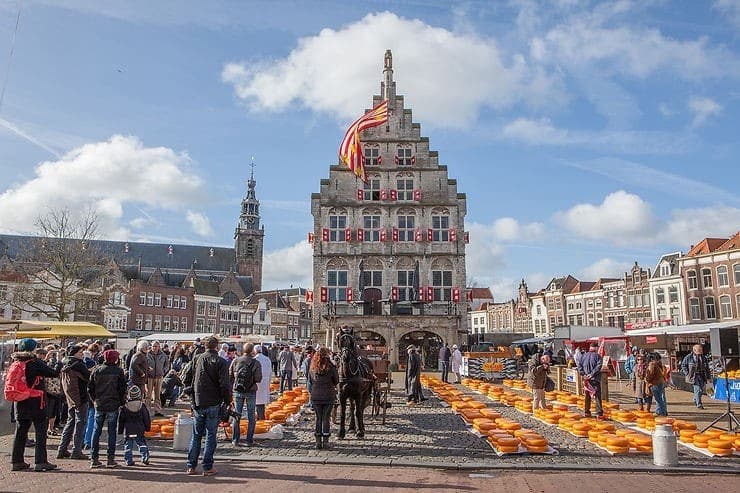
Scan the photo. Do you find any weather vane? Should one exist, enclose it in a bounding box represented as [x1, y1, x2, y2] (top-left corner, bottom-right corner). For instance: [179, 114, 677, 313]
[249, 156, 256, 180]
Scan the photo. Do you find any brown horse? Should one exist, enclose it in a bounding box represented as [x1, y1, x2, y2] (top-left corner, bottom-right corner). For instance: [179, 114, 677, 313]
[336, 327, 375, 439]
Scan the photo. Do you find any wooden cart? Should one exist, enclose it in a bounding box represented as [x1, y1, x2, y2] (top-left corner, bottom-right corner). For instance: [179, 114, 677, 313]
[360, 347, 391, 424]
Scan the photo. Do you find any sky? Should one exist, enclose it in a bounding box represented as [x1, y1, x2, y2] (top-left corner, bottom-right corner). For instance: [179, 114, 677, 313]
[0, 0, 739, 300]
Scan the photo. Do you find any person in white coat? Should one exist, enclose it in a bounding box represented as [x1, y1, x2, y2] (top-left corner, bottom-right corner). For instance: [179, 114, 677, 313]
[254, 345, 273, 420]
[450, 344, 463, 383]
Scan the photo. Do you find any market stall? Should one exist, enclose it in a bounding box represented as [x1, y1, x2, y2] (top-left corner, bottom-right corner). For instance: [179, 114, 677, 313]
[461, 349, 511, 380]
[13, 321, 116, 347]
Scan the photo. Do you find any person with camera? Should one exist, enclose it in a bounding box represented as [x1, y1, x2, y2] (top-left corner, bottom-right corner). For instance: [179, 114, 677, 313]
[183, 336, 230, 477]
[229, 343, 262, 447]
[680, 344, 711, 409]
[528, 353, 551, 413]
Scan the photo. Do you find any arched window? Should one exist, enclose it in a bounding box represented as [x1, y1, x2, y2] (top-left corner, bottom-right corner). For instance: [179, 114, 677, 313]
[717, 266, 729, 287]
[687, 270, 698, 289]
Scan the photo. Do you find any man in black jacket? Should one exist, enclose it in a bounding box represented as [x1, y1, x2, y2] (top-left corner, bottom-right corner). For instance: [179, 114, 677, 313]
[88, 350, 127, 468]
[57, 344, 91, 461]
[184, 336, 230, 476]
[10, 339, 60, 472]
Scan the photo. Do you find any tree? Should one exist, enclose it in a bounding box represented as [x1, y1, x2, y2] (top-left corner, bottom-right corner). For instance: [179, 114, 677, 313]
[9, 208, 111, 321]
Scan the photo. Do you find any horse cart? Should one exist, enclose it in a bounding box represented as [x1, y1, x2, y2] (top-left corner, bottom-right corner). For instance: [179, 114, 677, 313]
[359, 347, 391, 424]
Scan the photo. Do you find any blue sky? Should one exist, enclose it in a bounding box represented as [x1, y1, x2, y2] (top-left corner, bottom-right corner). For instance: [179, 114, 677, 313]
[0, 0, 738, 298]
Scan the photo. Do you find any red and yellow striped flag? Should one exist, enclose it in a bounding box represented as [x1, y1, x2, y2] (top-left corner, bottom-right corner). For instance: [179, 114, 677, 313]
[338, 99, 389, 183]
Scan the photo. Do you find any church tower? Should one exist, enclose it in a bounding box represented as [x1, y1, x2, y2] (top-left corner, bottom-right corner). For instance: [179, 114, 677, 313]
[235, 162, 264, 291]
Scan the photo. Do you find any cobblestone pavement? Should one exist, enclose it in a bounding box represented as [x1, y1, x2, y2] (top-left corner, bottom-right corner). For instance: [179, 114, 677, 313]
[3, 372, 739, 471]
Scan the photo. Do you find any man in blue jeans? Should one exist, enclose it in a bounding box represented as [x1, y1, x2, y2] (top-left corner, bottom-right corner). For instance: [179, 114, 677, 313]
[183, 337, 230, 476]
[278, 346, 296, 393]
[229, 343, 262, 447]
[681, 344, 712, 409]
[87, 350, 127, 468]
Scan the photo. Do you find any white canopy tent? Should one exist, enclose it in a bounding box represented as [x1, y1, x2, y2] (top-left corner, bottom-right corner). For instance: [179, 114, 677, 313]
[138, 332, 276, 344]
[624, 320, 740, 337]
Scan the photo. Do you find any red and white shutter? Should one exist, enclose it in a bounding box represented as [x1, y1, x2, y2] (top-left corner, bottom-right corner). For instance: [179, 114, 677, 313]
[307, 232, 314, 243]
[427, 287, 434, 302]
[389, 189, 397, 201]
[305, 291, 314, 303]
[322, 228, 329, 242]
[418, 286, 426, 302]
[380, 228, 387, 242]
[464, 231, 470, 244]
[413, 189, 422, 201]
[427, 228, 433, 241]
[392, 228, 399, 242]
[345, 228, 352, 242]
[357, 228, 365, 242]
[466, 290, 474, 302]
[357, 189, 364, 201]
[391, 286, 399, 301]
[449, 229, 457, 242]
[320, 287, 328, 303]
[380, 189, 388, 201]
[346, 287, 353, 303]
[452, 288, 461, 303]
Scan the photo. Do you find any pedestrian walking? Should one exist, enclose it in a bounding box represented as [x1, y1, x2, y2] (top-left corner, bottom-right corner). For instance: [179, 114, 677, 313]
[269, 344, 279, 377]
[43, 349, 64, 437]
[183, 336, 231, 477]
[645, 353, 669, 416]
[680, 344, 711, 409]
[88, 349, 127, 468]
[147, 341, 169, 417]
[634, 352, 652, 412]
[405, 346, 424, 405]
[450, 345, 463, 384]
[129, 341, 150, 408]
[577, 342, 604, 418]
[58, 344, 91, 460]
[9, 338, 60, 471]
[254, 344, 273, 420]
[229, 343, 262, 447]
[300, 347, 315, 409]
[308, 347, 339, 449]
[118, 385, 151, 466]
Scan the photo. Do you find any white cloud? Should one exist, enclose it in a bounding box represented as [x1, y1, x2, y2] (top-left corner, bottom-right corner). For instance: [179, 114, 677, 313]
[491, 217, 545, 241]
[579, 258, 630, 280]
[555, 190, 658, 244]
[0, 135, 208, 239]
[262, 240, 313, 290]
[662, 206, 740, 246]
[688, 96, 722, 127]
[714, 0, 740, 30]
[557, 191, 740, 248]
[222, 11, 562, 128]
[500, 118, 693, 154]
[186, 210, 214, 237]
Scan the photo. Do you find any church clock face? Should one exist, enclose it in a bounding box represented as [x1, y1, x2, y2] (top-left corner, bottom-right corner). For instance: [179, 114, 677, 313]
[246, 216, 255, 224]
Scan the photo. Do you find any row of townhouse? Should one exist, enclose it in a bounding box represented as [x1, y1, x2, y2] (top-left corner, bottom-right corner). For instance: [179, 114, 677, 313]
[468, 232, 740, 337]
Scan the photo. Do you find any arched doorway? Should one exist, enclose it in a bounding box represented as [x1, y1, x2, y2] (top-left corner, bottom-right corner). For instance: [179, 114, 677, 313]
[399, 331, 443, 369]
[362, 288, 382, 315]
[353, 330, 387, 349]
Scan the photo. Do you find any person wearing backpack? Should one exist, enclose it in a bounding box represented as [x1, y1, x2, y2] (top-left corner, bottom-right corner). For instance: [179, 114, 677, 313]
[8, 338, 60, 472]
[57, 344, 91, 461]
[228, 343, 262, 447]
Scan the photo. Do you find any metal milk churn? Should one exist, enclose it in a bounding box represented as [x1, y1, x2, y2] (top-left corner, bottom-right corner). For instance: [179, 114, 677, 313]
[173, 412, 194, 451]
[652, 424, 678, 466]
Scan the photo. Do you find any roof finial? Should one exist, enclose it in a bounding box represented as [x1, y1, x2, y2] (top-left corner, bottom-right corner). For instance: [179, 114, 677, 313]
[383, 49, 394, 101]
[249, 156, 256, 181]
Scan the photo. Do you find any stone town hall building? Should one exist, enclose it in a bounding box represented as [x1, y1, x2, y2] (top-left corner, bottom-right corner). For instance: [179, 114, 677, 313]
[311, 51, 468, 367]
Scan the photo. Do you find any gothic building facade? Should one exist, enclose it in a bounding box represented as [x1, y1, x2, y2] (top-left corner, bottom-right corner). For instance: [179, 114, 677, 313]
[311, 51, 468, 367]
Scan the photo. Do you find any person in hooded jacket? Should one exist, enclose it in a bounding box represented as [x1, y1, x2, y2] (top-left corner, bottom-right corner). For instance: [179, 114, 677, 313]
[10, 338, 60, 472]
[88, 350, 127, 468]
[308, 347, 339, 450]
[57, 344, 91, 460]
[117, 385, 151, 466]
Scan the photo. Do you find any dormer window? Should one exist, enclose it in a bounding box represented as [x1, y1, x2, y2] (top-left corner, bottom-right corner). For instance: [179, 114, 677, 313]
[660, 263, 670, 277]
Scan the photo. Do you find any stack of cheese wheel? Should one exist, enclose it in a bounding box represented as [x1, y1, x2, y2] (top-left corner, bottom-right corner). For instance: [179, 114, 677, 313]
[626, 432, 652, 453]
[479, 408, 501, 420]
[451, 400, 473, 412]
[468, 400, 487, 410]
[494, 435, 521, 454]
[707, 437, 734, 456]
[472, 418, 498, 434]
[672, 419, 697, 432]
[561, 394, 578, 405]
[571, 421, 591, 438]
[558, 418, 577, 432]
[518, 432, 549, 453]
[160, 421, 175, 439]
[692, 433, 714, 449]
[460, 408, 484, 423]
[145, 422, 160, 438]
[284, 403, 301, 416]
[542, 411, 561, 424]
[515, 400, 533, 414]
[270, 410, 288, 424]
[612, 410, 637, 423]
[588, 428, 604, 444]
[254, 419, 273, 435]
[678, 429, 700, 443]
[605, 435, 631, 454]
[495, 418, 522, 432]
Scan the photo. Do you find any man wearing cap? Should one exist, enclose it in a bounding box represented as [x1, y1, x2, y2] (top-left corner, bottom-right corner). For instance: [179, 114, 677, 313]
[578, 342, 604, 418]
[10, 338, 60, 472]
[146, 341, 169, 417]
[88, 350, 127, 468]
[58, 344, 91, 460]
[185, 336, 230, 477]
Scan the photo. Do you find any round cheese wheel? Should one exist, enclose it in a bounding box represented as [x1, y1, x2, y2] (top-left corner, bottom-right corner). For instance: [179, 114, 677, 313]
[707, 446, 734, 456]
[704, 429, 724, 438]
[497, 445, 520, 454]
[525, 445, 548, 453]
[595, 422, 615, 431]
[707, 439, 733, 449]
[497, 437, 521, 447]
[615, 429, 632, 437]
[719, 433, 739, 441]
[524, 438, 548, 447]
[692, 434, 712, 443]
[606, 436, 630, 447]
[636, 445, 653, 452]
[606, 445, 630, 454]
[628, 434, 652, 446]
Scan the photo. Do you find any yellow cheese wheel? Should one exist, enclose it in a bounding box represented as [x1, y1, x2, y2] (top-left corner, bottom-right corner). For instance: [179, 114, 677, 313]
[525, 445, 549, 453]
[704, 429, 724, 438]
[636, 445, 653, 452]
[524, 438, 548, 447]
[628, 434, 652, 446]
[497, 445, 520, 454]
[707, 446, 734, 456]
[719, 433, 739, 441]
[595, 422, 615, 432]
[499, 422, 522, 431]
[572, 422, 591, 432]
[496, 437, 520, 447]
[607, 445, 630, 454]
[606, 436, 630, 447]
[707, 439, 733, 449]
[679, 430, 699, 438]
[692, 434, 712, 444]
[160, 425, 174, 434]
[615, 429, 632, 437]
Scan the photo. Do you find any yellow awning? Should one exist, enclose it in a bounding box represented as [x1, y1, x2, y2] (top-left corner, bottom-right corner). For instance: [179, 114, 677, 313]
[14, 321, 116, 339]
